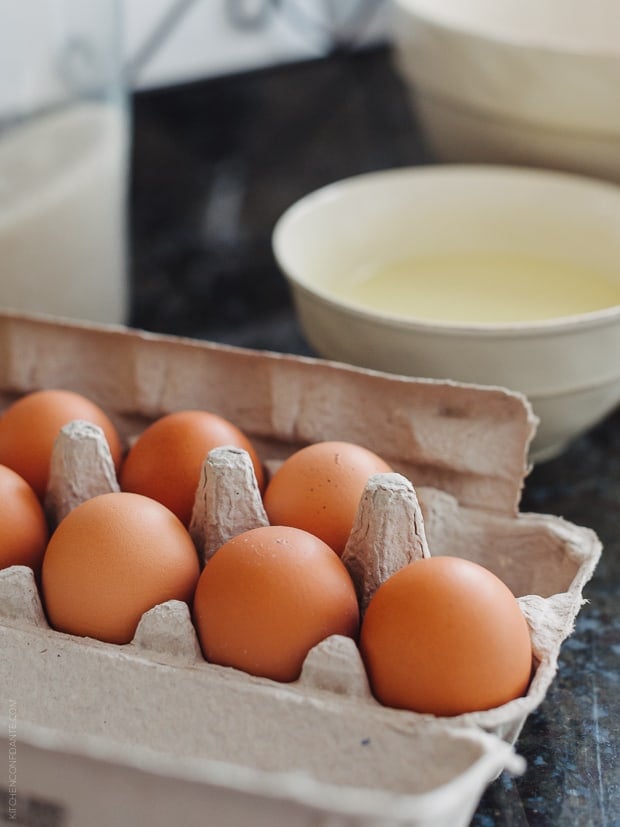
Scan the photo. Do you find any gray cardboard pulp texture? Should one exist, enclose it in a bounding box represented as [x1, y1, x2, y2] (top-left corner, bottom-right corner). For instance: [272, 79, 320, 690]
[0, 311, 602, 827]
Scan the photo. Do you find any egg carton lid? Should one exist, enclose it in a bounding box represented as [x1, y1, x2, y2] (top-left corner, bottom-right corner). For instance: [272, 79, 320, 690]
[0, 309, 537, 516]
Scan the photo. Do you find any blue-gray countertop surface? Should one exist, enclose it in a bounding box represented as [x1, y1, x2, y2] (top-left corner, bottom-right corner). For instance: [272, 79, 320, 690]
[128, 45, 619, 827]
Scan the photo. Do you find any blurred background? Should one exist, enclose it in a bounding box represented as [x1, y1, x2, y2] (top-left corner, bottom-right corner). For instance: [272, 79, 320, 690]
[124, 0, 390, 88]
[0, 3, 618, 826]
[124, 0, 407, 348]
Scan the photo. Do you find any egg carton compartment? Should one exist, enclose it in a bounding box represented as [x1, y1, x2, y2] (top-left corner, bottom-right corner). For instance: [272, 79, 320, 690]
[1, 565, 525, 827]
[40, 429, 604, 746]
[412, 485, 600, 741]
[0, 311, 602, 825]
[4, 441, 525, 826]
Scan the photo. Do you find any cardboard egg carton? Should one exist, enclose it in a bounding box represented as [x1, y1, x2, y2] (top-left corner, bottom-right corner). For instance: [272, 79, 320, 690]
[0, 311, 602, 826]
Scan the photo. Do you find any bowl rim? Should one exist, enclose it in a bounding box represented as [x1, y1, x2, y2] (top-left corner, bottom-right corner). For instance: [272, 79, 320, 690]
[390, 0, 620, 61]
[272, 164, 620, 338]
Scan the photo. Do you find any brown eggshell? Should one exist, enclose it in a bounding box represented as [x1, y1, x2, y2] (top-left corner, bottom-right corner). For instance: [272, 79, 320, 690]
[41, 491, 200, 644]
[0, 389, 122, 499]
[263, 441, 392, 555]
[360, 555, 533, 716]
[120, 410, 265, 526]
[193, 525, 360, 682]
[0, 464, 49, 574]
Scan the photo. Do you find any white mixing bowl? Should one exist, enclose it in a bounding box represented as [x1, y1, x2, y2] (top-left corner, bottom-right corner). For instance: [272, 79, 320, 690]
[390, 0, 620, 183]
[272, 165, 620, 461]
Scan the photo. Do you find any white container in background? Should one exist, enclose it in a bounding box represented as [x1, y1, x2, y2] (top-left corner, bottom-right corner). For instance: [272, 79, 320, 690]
[390, 0, 620, 184]
[0, 0, 129, 324]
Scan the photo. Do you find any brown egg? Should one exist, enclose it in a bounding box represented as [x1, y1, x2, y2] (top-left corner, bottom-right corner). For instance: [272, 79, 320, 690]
[193, 525, 360, 682]
[41, 492, 200, 644]
[263, 441, 392, 555]
[120, 409, 265, 526]
[0, 464, 49, 575]
[0, 389, 122, 500]
[360, 556, 533, 716]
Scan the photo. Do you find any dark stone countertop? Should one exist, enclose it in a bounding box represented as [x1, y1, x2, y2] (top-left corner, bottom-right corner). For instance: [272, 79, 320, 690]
[128, 45, 619, 827]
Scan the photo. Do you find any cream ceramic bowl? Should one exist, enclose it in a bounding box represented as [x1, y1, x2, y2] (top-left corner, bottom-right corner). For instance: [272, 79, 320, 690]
[272, 165, 620, 462]
[390, 0, 620, 184]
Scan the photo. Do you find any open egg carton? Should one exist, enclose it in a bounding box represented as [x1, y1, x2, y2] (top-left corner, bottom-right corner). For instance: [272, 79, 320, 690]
[0, 311, 601, 827]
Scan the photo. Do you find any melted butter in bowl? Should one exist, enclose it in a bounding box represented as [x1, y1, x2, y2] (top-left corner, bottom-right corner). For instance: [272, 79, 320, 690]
[331, 252, 620, 325]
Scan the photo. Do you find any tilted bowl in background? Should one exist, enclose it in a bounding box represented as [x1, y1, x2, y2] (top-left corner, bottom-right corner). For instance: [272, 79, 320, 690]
[272, 165, 620, 462]
[389, 0, 620, 184]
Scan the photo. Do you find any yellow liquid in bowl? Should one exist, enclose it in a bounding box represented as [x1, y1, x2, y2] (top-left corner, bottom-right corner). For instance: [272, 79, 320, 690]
[330, 252, 620, 324]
